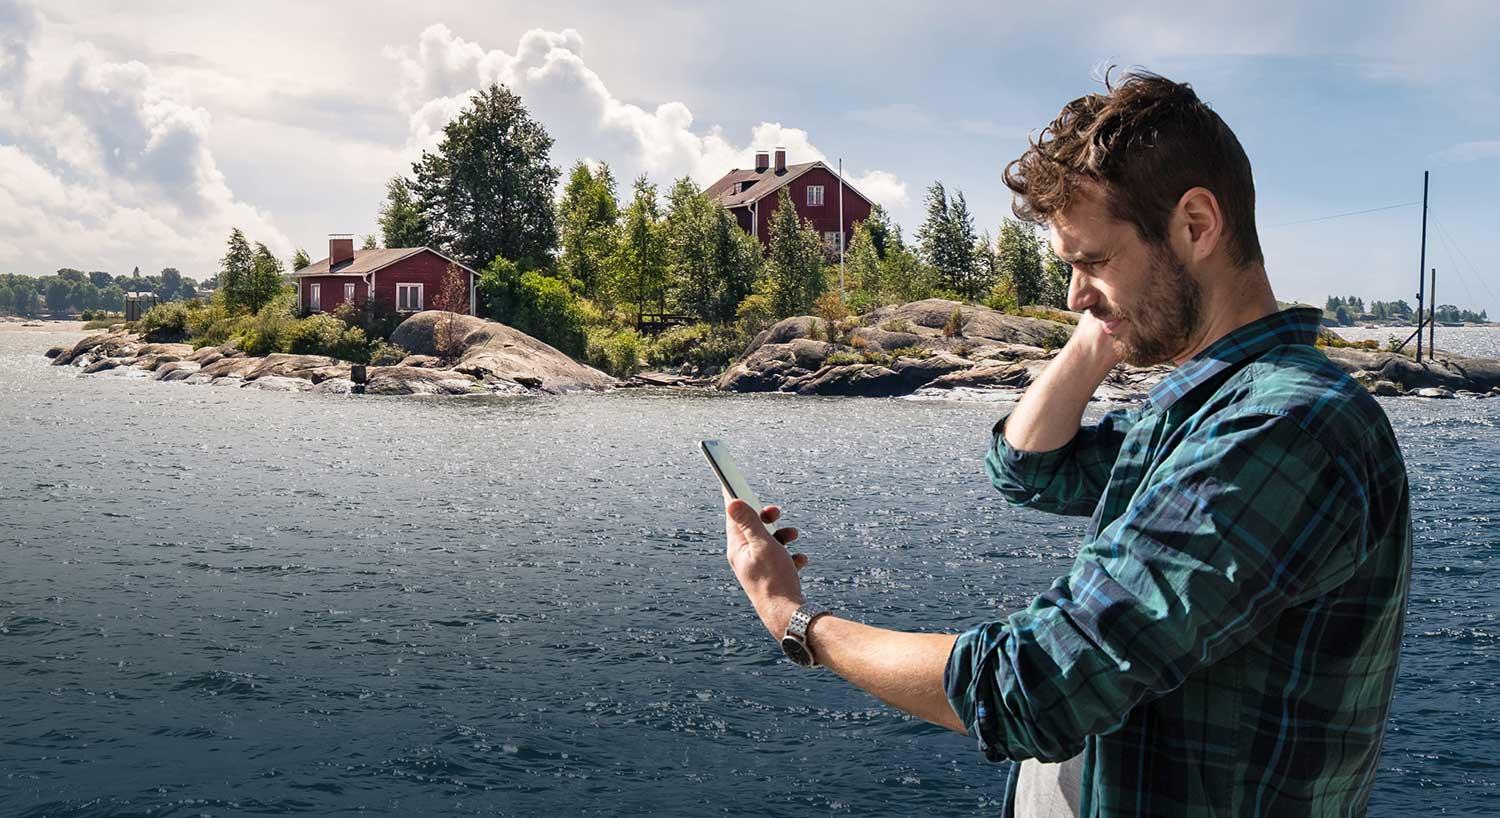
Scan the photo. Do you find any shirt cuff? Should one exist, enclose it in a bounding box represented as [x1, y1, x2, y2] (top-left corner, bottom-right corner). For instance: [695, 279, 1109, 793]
[989, 410, 1078, 498]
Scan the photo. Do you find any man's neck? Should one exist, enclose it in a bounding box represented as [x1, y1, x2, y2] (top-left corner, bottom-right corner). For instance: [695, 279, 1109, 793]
[1171, 265, 1278, 365]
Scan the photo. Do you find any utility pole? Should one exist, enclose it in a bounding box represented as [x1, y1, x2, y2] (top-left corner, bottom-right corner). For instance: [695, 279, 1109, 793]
[1416, 170, 1429, 362]
[1428, 267, 1436, 360]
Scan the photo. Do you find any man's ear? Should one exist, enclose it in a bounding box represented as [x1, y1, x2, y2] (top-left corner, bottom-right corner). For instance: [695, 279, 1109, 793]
[1174, 187, 1223, 264]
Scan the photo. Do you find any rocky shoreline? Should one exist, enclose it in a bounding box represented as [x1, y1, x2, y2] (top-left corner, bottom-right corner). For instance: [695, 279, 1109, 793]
[714, 300, 1500, 401]
[47, 310, 616, 396]
[42, 300, 1500, 401]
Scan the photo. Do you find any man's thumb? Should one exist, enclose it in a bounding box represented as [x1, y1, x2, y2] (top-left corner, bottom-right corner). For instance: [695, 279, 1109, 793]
[727, 499, 761, 531]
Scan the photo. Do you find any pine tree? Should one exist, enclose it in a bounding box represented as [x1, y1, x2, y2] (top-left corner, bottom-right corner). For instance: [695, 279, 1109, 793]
[997, 219, 1045, 306]
[558, 161, 620, 297]
[378, 177, 430, 248]
[973, 231, 999, 302]
[845, 221, 884, 306]
[410, 83, 560, 269]
[291, 248, 311, 271]
[662, 175, 718, 320]
[246, 242, 285, 313]
[764, 188, 826, 318]
[219, 228, 255, 311]
[1039, 237, 1072, 308]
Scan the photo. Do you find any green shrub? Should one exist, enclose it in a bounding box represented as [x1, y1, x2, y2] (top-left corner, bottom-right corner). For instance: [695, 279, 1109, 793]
[1014, 305, 1078, 324]
[286, 313, 369, 361]
[879, 318, 915, 333]
[734, 293, 776, 341]
[646, 323, 743, 372]
[135, 300, 199, 342]
[983, 281, 1019, 313]
[825, 351, 864, 366]
[888, 344, 931, 359]
[232, 288, 298, 355]
[941, 305, 964, 337]
[367, 340, 408, 366]
[585, 327, 644, 377]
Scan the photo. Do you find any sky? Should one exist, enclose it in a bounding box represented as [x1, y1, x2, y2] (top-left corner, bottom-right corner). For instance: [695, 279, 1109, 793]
[1, 0, 1496, 315]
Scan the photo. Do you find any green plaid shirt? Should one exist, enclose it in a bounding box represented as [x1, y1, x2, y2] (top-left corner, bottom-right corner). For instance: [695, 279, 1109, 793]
[945, 307, 1412, 817]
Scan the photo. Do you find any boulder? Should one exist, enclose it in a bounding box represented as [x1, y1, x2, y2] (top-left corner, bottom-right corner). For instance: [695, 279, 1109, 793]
[364, 365, 483, 395]
[135, 354, 181, 372]
[197, 356, 263, 379]
[183, 372, 218, 385]
[397, 354, 445, 368]
[136, 342, 194, 358]
[307, 364, 352, 384]
[924, 361, 1034, 391]
[859, 300, 1075, 347]
[1320, 348, 1500, 393]
[82, 357, 122, 374]
[847, 327, 928, 353]
[244, 375, 310, 392]
[743, 316, 822, 356]
[1370, 380, 1402, 397]
[310, 378, 357, 394]
[389, 311, 615, 393]
[1413, 387, 1455, 399]
[715, 339, 835, 393]
[245, 353, 341, 381]
[54, 330, 135, 366]
[154, 361, 202, 381]
[44, 345, 67, 359]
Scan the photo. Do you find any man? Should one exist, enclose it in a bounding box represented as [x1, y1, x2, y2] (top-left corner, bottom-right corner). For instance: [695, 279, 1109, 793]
[722, 70, 1412, 817]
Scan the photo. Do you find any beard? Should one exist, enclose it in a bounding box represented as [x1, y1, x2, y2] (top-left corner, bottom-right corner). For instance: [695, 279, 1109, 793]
[1094, 244, 1204, 366]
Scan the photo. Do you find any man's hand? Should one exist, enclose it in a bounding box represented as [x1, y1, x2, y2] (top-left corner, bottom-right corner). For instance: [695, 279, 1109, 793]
[1003, 309, 1122, 453]
[723, 493, 807, 638]
[1069, 308, 1124, 372]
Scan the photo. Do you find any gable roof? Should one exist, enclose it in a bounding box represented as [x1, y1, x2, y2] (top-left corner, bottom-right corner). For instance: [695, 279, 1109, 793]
[290, 247, 479, 278]
[705, 160, 877, 212]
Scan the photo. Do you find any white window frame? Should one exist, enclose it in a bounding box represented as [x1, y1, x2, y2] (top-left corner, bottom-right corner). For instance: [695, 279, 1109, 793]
[309, 282, 321, 312]
[823, 231, 843, 252]
[396, 282, 424, 313]
[343, 282, 355, 304]
[806, 185, 825, 207]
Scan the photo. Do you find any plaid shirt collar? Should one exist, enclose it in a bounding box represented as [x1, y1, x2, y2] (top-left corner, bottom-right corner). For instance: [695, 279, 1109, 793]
[1146, 306, 1325, 411]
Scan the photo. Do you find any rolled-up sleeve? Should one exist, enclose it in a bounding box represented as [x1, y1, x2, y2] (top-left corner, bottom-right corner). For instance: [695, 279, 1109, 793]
[948, 411, 1365, 763]
[985, 405, 1140, 517]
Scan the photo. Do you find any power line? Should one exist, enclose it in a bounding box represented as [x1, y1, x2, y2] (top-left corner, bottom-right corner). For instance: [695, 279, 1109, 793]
[1263, 201, 1421, 229]
[1433, 219, 1499, 310]
[1430, 226, 1481, 311]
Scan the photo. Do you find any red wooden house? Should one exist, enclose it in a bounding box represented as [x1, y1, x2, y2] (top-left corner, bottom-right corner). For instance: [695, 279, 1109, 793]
[292, 235, 477, 316]
[702, 148, 874, 255]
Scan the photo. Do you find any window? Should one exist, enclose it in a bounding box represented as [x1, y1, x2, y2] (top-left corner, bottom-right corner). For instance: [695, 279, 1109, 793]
[806, 185, 824, 207]
[343, 282, 355, 303]
[823, 231, 843, 253]
[309, 282, 321, 312]
[740, 180, 757, 193]
[397, 282, 423, 312]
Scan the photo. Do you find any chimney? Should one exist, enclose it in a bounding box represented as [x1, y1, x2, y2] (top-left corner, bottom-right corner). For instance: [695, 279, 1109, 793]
[329, 234, 354, 269]
[755, 151, 770, 173]
[774, 147, 787, 173]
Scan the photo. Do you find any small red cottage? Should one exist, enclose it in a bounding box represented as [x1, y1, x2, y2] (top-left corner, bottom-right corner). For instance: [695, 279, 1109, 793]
[702, 148, 874, 254]
[292, 235, 477, 316]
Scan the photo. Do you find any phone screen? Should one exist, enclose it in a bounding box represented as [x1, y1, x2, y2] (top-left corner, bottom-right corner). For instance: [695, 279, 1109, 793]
[699, 439, 764, 515]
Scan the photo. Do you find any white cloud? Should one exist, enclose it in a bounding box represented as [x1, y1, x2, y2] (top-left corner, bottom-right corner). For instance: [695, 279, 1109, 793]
[1431, 140, 1500, 164]
[0, 1, 286, 276]
[384, 24, 909, 208]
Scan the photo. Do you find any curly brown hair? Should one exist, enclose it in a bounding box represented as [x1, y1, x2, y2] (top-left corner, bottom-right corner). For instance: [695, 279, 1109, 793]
[1003, 69, 1264, 268]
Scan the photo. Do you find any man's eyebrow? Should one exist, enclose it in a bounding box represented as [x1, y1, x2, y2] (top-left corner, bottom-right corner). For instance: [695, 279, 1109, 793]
[1060, 250, 1107, 264]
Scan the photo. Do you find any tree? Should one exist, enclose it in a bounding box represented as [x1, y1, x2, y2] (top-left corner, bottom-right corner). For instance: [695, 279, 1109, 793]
[219, 228, 256, 311]
[611, 175, 668, 322]
[378, 176, 430, 249]
[157, 267, 182, 300]
[662, 176, 717, 318]
[291, 248, 311, 271]
[764, 188, 827, 318]
[430, 263, 471, 357]
[88, 271, 113, 288]
[360, 234, 379, 250]
[1335, 305, 1351, 326]
[410, 83, 560, 269]
[245, 242, 286, 313]
[557, 161, 620, 297]
[881, 243, 935, 304]
[844, 221, 884, 309]
[916, 182, 980, 300]
[1038, 238, 1072, 308]
[973, 231, 999, 302]
[997, 218, 1045, 306]
[706, 206, 763, 324]
[863, 204, 898, 260]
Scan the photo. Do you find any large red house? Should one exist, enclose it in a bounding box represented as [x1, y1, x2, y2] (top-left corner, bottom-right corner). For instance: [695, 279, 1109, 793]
[703, 148, 874, 254]
[292, 235, 477, 316]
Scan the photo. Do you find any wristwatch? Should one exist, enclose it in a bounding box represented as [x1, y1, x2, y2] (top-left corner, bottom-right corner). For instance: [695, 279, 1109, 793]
[781, 603, 830, 667]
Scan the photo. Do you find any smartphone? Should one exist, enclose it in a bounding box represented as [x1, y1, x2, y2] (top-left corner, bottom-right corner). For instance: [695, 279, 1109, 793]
[700, 439, 768, 518]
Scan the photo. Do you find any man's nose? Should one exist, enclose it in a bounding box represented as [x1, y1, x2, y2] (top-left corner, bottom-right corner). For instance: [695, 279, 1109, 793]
[1067, 269, 1095, 314]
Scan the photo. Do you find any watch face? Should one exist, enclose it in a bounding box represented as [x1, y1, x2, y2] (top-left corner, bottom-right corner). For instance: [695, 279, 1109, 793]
[781, 635, 814, 667]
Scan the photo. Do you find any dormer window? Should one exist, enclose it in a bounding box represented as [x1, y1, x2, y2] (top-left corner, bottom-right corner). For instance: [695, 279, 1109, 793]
[740, 180, 757, 193]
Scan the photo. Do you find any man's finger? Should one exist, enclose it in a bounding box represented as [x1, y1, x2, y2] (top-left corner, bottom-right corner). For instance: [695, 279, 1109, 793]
[726, 498, 766, 535]
[791, 553, 810, 570]
[762, 505, 781, 524]
[773, 527, 799, 545]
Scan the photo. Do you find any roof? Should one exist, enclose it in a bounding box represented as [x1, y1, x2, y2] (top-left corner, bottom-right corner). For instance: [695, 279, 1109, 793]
[703, 161, 824, 208]
[290, 247, 478, 278]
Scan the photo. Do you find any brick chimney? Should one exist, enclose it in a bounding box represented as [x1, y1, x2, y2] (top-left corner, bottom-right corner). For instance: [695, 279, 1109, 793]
[329, 234, 354, 269]
[755, 151, 770, 173]
[774, 147, 787, 173]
